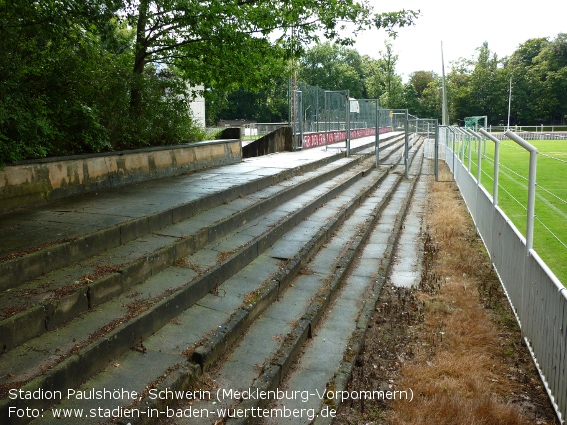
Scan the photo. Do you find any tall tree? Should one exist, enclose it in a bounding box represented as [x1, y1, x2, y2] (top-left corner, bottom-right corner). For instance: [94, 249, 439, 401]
[377, 42, 403, 108]
[506, 38, 549, 124]
[409, 71, 435, 98]
[528, 34, 567, 123]
[123, 0, 418, 112]
[298, 42, 365, 98]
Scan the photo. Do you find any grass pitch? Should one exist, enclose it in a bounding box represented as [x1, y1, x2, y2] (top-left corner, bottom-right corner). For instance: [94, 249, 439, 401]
[460, 138, 567, 285]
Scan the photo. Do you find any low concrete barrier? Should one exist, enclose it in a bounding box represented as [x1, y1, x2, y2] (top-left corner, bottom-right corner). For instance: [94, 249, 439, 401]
[0, 139, 241, 213]
[243, 127, 292, 158]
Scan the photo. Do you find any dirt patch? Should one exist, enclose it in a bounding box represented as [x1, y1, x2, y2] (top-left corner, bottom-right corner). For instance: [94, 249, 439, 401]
[335, 162, 559, 425]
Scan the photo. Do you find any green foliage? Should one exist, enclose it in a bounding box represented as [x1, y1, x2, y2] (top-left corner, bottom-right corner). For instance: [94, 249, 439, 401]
[0, 1, 207, 164]
[298, 43, 366, 98]
[407, 71, 442, 118]
[1, 0, 417, 164]
[446, 35, 567, 126]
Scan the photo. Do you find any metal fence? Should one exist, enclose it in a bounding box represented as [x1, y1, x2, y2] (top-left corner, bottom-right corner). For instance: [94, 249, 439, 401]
[478, 131, 567, 141]
[489, 125, 567, 133]
[440, 127, 567, 424]
[289, 81, 404, 151]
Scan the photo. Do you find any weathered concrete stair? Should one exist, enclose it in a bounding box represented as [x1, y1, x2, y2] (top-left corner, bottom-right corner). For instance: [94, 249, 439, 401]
[1, 136, 408, 424]
[18, 139, 423, 425]
[238, 143, 426, 425]
[0, 135, 405, 354]
[171, 142, 425, 425]
[0, 135, 403, 293]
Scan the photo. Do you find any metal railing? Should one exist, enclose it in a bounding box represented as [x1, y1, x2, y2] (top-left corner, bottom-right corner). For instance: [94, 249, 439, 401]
[440, 127, 567, 424]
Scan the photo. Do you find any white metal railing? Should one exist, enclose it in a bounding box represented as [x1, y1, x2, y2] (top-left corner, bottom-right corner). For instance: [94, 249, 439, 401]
[489, 125, 567, 133]
[440, 127, 566, 424]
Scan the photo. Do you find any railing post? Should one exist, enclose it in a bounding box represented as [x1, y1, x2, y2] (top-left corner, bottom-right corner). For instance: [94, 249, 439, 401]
[451, 127, 456, 176]
[479, 128, 500, 206]
[469, 129, 482, 184]
[375, 101, 380, 167]
[404, 109, 409, 178]
[325, 91, 329, 151]
[505, 131, 537, 253]
[467, 130, 472, 171]
[438, 120, 439, 182]
[346, 90, 350, 156]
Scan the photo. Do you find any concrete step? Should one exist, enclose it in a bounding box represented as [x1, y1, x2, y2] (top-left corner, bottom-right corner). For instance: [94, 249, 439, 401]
[1, 139, 409, 424]
[206, 143, 425, 425]
[16, 140, 422, 425]
[0, 136, 405, 354]
[0, 135, 402, 293]
[265, 143, 427, 425]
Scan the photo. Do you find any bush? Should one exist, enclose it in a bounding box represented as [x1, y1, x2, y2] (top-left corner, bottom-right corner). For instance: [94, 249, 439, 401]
[0, 9, 205, 165]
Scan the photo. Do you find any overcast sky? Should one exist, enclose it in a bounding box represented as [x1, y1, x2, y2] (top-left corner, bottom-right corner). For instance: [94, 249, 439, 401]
[353, 0, 567, 81]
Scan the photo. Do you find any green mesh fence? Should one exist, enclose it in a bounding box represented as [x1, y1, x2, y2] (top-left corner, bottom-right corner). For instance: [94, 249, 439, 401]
[289, 80, 439, 152]
[464, 116, 487, 130]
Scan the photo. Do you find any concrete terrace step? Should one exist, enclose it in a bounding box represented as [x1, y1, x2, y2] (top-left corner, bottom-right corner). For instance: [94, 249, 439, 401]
[0, 134, 403, 293]
[266, 143, 426, 425]
[23, 154, 408, 425]
[199, 143, 425, 425]
[16, 140, 423, 425]
[1, 138, 408, 424]
[0, 135, 405, 354]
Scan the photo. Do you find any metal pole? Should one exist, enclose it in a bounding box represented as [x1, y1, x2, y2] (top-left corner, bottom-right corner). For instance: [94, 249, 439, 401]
[297, 90, 303, 150]
[507, 76, 512, 131]
[460, 129, 466, 163]
[315, 89, 319, 133]
[404, 109, 409, 178]
[479, 128, 500, 206]
[505, 130, 537, 253]
[346, 90, 350, 156]
[447, 127, 456, 176]
[476, 132, 482, 184]
[325, 91, 329, 151]
[434, 120, 439, 181]
[467, 130, 472, 171]
[469, 129, 483, 184]
[375, 101, 380, 167]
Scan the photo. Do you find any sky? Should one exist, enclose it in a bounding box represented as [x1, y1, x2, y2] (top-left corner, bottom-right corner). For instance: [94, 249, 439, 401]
[353, 0, 567, 81]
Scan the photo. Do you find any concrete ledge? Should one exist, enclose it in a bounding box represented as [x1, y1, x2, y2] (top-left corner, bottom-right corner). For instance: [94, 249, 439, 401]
[0, 139, 242, 213]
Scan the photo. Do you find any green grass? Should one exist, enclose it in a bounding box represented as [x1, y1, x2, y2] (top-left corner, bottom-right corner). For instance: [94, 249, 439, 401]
[457, 138, 567, 286]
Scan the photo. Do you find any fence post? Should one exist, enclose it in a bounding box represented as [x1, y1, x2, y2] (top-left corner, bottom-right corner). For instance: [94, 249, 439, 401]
[469, 130, 482, 184]
[404, 109, 409, 178]
[438, 120, 439, 182]
[448, 127, 457, 180]
[479, 128, 500, 206]
[346, 90, 350, 156]
[375, 101, 380, 167]
[505, 131, 537, 253]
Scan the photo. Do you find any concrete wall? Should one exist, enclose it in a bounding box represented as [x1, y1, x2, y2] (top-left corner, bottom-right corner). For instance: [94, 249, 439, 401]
[0, 139, 241, 213]
[243, 126, 292, 158]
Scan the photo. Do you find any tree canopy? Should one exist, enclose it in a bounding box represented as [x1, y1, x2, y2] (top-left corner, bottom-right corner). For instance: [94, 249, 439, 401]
[0, 0, 418, 164]
[446, 35, 567, 126]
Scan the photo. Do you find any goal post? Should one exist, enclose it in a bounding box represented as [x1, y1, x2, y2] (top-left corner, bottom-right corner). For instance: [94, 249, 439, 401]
[464, 116, 488, 131]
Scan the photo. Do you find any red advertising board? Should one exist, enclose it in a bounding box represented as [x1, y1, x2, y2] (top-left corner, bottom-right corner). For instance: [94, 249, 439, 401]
[301, 127, 392, 149]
